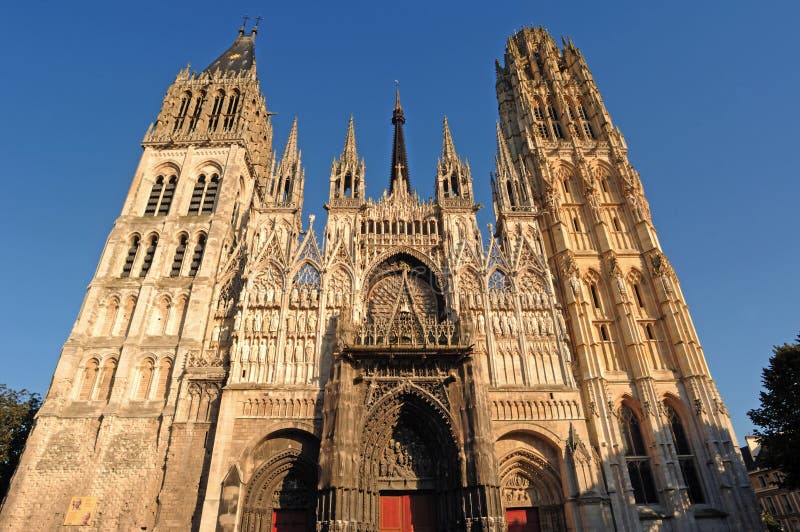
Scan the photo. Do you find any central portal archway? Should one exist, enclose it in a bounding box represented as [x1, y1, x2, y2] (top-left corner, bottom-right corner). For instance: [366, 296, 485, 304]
[360, 387, 461, 531]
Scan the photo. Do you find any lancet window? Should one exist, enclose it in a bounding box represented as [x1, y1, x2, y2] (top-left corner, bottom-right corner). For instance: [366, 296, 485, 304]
[144, 175, 177, 216]
[188, 234, 206, 276]
[170, 234, 188, 276]
[173, 91, 191, 132]
[188, 173, 221, 214]
[222, 90, 240, 131]
[208, 91, 225, 131]
[188, 91, 205, 132]
[135, 358, 155, 400]
[665, 404, 705, 504]
[121, 235, 140, 277]
[620, 404, 659, 504]
[139, 234, 158, 277]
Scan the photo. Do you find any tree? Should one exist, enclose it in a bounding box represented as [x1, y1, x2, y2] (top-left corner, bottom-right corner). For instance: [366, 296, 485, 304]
[748, 334, 800, 490]
[0, 384, 41, 499]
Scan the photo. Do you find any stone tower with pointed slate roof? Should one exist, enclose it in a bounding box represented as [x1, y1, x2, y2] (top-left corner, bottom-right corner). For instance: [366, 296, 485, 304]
[1, 24, 759, 532]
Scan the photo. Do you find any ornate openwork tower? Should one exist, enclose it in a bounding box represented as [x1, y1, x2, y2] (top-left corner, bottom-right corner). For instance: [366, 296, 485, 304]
[1, 24, 759, 532]
[495, 26, 760, 530]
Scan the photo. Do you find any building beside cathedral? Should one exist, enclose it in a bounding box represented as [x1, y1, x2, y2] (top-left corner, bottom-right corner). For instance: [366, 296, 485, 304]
[0, 24, 760, 532]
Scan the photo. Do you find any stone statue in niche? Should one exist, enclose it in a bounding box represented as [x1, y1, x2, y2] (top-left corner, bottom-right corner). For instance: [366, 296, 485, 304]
[493, 314, 502, 336]
[308, 312, 317, 333]
[501, 315, 510, 336]
[240, 341, 250, 363]
[477, 314, 486, 335]
[297, 312, 306, 334]
[286, 313, 296, 332]
[269, 311, 279, 332]
[291, 287, 299, 306]
[254, 311, 262, 333]
[267, 286, 275, 305]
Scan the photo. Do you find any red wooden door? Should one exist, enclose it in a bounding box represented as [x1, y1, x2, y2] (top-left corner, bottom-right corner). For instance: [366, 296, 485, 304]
[271, 509, 309, 532]
[506, 508, 540, 532]
[380, 494, 436, 532]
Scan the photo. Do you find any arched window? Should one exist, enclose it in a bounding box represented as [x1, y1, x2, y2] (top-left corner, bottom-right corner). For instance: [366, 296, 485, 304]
[208, 91, 225, 131]
[188, 175, 206, 214]
[188, 90, 205, 132]
[188, 234, 206, 276]
[144, 177, 164, 215]
[188, 172, 220, 214]
[158, 176, 176, 215]
[101, 298, 120, 336]
[168, 296, 188, 336]
[135, 358, 155, 400]
[343, 172, 352, 196]
[150, 296, 170, 335]
[144, 175, 177, 216]
[590, 284, 601, 310]
[665, 405, 705, 504]
[78, 358, 99, 400]
[505, 180, 516, 205]
[548, 104, 564, 139]
[170, 235, 188, 276]
[173, 91, 192, 132]
[223, 90, 240, 131]
[154, 358, 173, 399]
[633, 283, 645, 308]
[115, 296, 136, 336]
[600, 324, 610, 341]
[579, 105, 595, 139]
[620, 405, 659, 504]
[139, 234, 158, 277]
[121, 235, 140, 277]
[203, 174, 220, 213]
[450, 173, 460, 196]
[95, 358, 117, 402]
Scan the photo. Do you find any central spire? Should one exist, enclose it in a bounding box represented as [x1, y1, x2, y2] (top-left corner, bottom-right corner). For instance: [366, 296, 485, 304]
[389, 82, 411, 197]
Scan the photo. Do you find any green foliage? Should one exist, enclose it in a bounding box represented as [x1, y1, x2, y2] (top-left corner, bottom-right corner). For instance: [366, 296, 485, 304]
[0, 384, 41, 499]
[748, 334, 800, 490]
[761, 510, 783, 532]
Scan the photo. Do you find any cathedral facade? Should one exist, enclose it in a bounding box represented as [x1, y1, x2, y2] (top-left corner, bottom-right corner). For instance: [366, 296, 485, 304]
[0, 26, 759, 531]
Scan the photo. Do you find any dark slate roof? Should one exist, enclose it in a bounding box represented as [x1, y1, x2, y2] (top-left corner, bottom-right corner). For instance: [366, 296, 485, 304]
[203, 31, 256, 74]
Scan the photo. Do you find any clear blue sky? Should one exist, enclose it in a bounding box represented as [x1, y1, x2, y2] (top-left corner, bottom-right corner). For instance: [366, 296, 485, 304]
[0, 1, 797, 441]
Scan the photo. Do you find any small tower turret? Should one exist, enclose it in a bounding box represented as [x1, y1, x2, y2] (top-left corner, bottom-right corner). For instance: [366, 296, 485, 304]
[263, 118, 304, 209]
[328, 116, 365, 206]
[435, 116, 473, 204]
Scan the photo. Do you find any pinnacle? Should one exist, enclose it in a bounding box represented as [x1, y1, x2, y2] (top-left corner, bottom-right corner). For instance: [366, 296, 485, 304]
[342, 115, 358, 162]
[495, 122, 517, 179]
[441, 116, 458, 162]
[282, 118, 299, 162]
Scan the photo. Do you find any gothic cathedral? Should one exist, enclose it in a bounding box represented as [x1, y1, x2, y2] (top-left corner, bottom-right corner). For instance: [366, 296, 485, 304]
[0, 26, 759, 532]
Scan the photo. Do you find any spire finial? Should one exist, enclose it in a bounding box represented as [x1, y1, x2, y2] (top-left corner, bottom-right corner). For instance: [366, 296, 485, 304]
[392, 81, 405, 125]
[282, 118, 299, 162]
[394, 80, 401, 111]
[442, 115, 457, 161]
[342, 114, 358, 162]
[389, 83, 410, 196]
[252, 16, 262, 35]
[240, 15, 249, 36]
